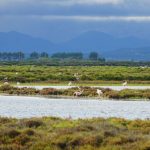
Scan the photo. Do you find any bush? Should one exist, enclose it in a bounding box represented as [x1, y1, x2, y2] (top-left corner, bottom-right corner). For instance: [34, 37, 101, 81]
[23, 129, 35, 136]
[4, 129, 20, 138]
[22, 120, 43, 128]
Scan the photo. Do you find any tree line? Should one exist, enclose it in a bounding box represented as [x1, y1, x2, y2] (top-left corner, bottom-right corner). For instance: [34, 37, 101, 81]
[0, 51, 105, 61]
[0, 52, 24, 61]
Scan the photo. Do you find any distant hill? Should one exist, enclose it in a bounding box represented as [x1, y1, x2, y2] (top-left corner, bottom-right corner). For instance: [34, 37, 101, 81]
[60, 31, 150, 52]
[0, 31, 55, 52]
[0, 31, 150, 61]
[103, 47, 150, 61]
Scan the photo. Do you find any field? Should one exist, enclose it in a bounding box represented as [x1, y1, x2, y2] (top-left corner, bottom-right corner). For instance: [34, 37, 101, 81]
[0, 117, 150, 150]
[0, 66, 150, 85]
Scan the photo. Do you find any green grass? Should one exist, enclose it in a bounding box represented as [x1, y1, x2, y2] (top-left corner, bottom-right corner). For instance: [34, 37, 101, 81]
[0, 117, 150, 150]
[0, 66, 149, 85]
[8, 82, 150, 86]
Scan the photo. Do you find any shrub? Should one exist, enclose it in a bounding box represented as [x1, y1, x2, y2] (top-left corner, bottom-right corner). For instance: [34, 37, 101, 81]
[23, 129, 35, 136]
[22, 120, 43, 128]
[4, 129, 20, 138]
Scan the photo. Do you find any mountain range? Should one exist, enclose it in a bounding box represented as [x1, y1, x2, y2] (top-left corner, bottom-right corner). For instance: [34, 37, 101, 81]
[0, 31, 150, 61]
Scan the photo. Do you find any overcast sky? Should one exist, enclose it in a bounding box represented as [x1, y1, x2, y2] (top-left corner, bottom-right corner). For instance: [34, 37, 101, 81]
[0, 0, 150, 42]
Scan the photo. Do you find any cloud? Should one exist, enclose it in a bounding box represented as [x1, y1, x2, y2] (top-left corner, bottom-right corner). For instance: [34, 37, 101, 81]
[0, 0, 123, 6]
[35, 15, 150, 22]
[0, 0, 150, 17]
[44, 0, 124, 6]
[2, 14, 150, 23]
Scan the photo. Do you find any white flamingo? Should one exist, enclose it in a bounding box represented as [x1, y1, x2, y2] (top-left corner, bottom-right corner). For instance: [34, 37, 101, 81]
[74, 73, 80, 81]
[96, 89, 103, 97]
[4, 77, 8, 80]
[68, 81, 72, 86]
[17, 82, 20, 85]
[67, 115, 72, 120]
[4, 82, 9, 85]
[74, 90, 84, 97]
[77, 86, 81, 90]
[122, 81, 127, 86]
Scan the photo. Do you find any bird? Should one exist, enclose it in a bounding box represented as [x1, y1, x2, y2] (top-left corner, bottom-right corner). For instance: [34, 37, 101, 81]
[68, 81, 72, 86]
[74, 73, 79, 77]
[140, 66, 148, 69]
[4, 77, 8, 80]
[122, 81, 127, 86]
[74, 73, 80, 81]
[67, 115, 72, 120]
[74, 90, 84, 97]
[77, 86, 81, 90]
[96, 89, 103, 97]
[17, 82, 20, 85]
[4, 82, 9, 85]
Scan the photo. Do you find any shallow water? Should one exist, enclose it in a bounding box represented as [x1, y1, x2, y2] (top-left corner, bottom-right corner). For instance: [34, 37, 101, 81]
[17, 85, 150, 91]
[0, 96, 150, 119]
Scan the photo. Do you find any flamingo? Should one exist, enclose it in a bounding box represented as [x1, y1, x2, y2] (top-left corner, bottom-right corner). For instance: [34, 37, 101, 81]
[4, 77, 8, 80]
[96, 89, 103, 97]
[74, 90, 84, 97]
[74, 73, 80, 81]
[17, 82, 20, 85]
[68, 81, 72, 86]
[67, 115, 72, 120]
[4, 82, 9, 85]
[122, 81, 127, 86]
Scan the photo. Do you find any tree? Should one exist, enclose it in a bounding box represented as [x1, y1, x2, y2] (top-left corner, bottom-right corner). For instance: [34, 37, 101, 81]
[51, 52, 83, 59]
[89, 52, 98, 60]
[17, 51, 25, 61]
[40, 52, 49, 58]
[30, 52, 39, 59]
[0, 52, 25, 61]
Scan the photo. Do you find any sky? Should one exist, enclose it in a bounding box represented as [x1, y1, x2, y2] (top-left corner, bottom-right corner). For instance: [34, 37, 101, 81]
[0, 0, 150, 43]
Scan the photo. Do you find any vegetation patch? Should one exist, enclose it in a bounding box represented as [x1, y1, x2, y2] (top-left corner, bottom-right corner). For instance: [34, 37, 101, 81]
[0, 66, 149, 84]
[0, 85, 150, 100]
[0, 117, 150, 149]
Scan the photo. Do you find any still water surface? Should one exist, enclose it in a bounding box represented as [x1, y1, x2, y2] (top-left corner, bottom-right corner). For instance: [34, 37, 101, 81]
[0, 96, 150, 119]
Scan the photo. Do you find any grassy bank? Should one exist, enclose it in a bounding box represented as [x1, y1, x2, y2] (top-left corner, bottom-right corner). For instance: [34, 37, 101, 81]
[0, 85, 150, 100]
[0, 66, 150, 84]
[0, 117, 150, 150]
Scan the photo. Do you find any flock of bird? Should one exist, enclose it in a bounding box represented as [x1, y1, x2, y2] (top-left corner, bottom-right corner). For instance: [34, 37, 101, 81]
[3, 72, 20, 86]
[70, 80, 128, 97]
[3, 71, 128, 97]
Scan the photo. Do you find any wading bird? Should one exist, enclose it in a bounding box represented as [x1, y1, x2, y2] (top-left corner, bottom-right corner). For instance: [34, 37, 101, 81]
[74, 73, 80, 81]
[74, 89, 84, 97]
[4, 77, 8, 80]
[67, 115, 72, 120]
[4, 82, 9, 85]
[96, 89, 103, 97]
[17, 82, 20, 85]
[122, 81, 127, 86]
[68, 81, 72, 86]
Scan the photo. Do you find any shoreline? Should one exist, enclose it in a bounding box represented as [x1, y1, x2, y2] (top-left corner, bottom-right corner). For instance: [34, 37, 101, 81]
[0, 93, 149, 101]
[16, 85, 150, 91]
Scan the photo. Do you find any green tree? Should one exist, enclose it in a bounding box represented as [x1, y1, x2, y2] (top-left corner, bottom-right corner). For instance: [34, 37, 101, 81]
[30, 52, 39, 59]
[89, 52, 99, 60]
[40, 52, 49, 58]
[17, 51, 25, 61]
[51, 52, 83, 59]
